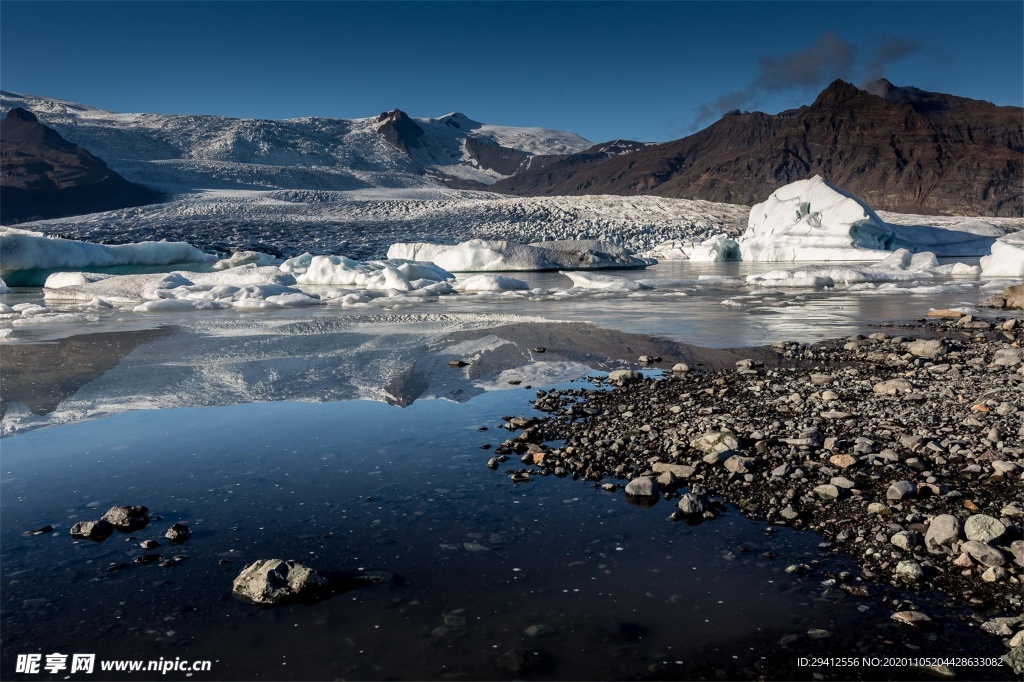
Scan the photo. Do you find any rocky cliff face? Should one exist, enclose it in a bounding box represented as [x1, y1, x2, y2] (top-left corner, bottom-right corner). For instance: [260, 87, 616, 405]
[492, 80, 1023, 217]
[1, 108, 161, 224]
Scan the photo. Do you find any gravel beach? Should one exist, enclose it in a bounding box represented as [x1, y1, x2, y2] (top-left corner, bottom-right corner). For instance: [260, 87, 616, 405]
[489, 311, 1024, 676]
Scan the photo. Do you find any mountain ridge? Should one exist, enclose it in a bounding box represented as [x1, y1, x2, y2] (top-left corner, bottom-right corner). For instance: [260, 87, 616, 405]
[491, 79, 1023, 217]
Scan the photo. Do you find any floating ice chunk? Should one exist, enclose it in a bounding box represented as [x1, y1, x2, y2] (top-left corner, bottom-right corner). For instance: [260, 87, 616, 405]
[739, 177, 1003, 262]
[389, 239, 648, 272]
[453, 274, 530, 292]
[689, 234, 741, 262]
[282, 254, 453, 290]
[980, 231, 1024, 277]
[0, 277, 11, 294]
[747, 270, 835, 288]
[0, 229, 214, 278]
[932, 262, 982, 276]
[561, 271, 650, 291]
[134, 299, 228, 312]
[45, 273, 194, 303]
[212, 251, 281, 270]
[43, 272, 114, 288]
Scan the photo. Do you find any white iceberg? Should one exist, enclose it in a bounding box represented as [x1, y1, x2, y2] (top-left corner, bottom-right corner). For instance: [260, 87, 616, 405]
[643, 234, 740, 262]
[386, 239, 647, 272]
[212, 251, 282, 270]
[280, 253, 454, 290]
[0, 277, 11, 294]
[561, 271, 650, 291]
[453, 274, 530, 292]
[739, 176, 1004, 262]
[745, 248, 981, 288]
[0, 228, 215, 284]
[980, 231, 1024, 277]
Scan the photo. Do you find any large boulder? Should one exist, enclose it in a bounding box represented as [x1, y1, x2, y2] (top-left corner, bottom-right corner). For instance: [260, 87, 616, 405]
[232, 559, 333, 605]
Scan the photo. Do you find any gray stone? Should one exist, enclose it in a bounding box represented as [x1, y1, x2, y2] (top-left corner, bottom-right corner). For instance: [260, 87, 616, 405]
[925, 515, 962, 554]
[891, 610, 933, 627]
[624, 476, 660, 497]
[672, 363, 690, 373]
[895, 560, 925, 584]
[724, 455, 756, 474]
[652, 462, 696, 479]
[690, 430, 738, 455]
[101, 505, 150, 530]
[608, 370, 642, 384]
[702, 450, 734, 465]
[867, 502, 889, 515]
[525, 624, 555, 637]
[69, 520, 113, 541]
[886, 480, 916, 500]
[165, 523, 190, 544]
[232, 559, 331, 605]
[497, 648, 541, 674]
[1009, 540, 1024, 568]
[813, 484, 842, 500]
[1004, 645, 1024, 676]
[677, 493, 707, 515]
[964, 514, 1005, 544]
[980, 566, 1007, 582]
[906, 338, 947, 358]
[992, 348, 1023, 367]
[962, 540, 1006, 567]
[874, 379, 913, 395]
[830, 476, 855, 489]
[891, 531, 920, 551]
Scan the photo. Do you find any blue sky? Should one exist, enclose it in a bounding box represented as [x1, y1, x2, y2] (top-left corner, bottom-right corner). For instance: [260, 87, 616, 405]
[1, 1, 1021, 142]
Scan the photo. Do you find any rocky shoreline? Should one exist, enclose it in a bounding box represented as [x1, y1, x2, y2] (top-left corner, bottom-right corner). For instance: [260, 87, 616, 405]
[489, 311, 1024, 676]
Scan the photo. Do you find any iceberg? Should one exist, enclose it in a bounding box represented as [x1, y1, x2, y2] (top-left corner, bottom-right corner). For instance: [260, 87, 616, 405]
[562, 271, 650, 291]
[0, 228, 215, 285]
[980, 231, 1024, 277]
[643, 234, 740, 262]
[739, 176, 1004, 262]
[386, 239, 648, 272]
[280, 254, 454, 290]
[453, 274, 530, 292]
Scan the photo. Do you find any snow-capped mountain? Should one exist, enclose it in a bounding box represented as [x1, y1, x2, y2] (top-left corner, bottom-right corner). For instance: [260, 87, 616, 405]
[0, 91, 591, 193]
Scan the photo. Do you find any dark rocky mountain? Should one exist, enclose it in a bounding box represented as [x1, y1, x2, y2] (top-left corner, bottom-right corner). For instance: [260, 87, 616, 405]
[492, 80, 1023, 217]
[375, 109, 425, 154]
[1, 108, 161, 224]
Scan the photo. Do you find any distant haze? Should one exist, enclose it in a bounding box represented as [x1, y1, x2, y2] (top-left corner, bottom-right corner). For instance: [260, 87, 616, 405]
[1, 1, 1021, 143]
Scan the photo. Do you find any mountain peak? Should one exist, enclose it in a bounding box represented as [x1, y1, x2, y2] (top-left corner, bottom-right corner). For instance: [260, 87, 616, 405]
[812, 79, 863, 107]
[4, 107, 40, 124]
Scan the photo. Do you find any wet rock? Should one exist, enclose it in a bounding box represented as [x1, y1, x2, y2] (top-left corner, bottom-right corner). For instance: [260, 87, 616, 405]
[677, 493, 707, 516]
[70, 520, 113, 542]
[448, 360, 468, 367]
[624, 476, 660, 497]
[497, 648, 542, 674]
[101, 505, 150, 532]
[891, 610, 934, 627]
[140, 540, 159, 550]
[165, 523, 191, 545]
[23, 525, 54, 535]
[525, 624, 555, 637]
[894, 560, 925, 584]
[232, 559, 332, 605]
[807, 629, 831, 639]
[608, 370, 641, 384]
[962, 540, 1006, 568]
[964, 514, 1005, 544]
[133, 554, 161, 565]
[925, 515, 962, 554]
[886, 480, 917, 500]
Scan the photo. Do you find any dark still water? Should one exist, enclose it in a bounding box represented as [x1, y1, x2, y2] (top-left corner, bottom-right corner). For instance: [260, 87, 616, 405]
[2, 387, 1011, 681]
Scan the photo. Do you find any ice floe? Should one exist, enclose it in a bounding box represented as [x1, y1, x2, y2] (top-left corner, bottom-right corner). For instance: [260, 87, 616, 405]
[739, 176, 1004, 262]
[387, 239, 648, 272]
[642, 234, 740, 261]
[453, 274, 530, 292]
[562, 271, 650, 291]
[980, 231, 1024, 277]
[0, 227, 214, 285]
[280, 253, 454, 290]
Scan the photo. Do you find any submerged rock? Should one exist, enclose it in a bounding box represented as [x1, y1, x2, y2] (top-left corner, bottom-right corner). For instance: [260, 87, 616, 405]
[165, 523, 191, 544]
[70, 520, 113, 541]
